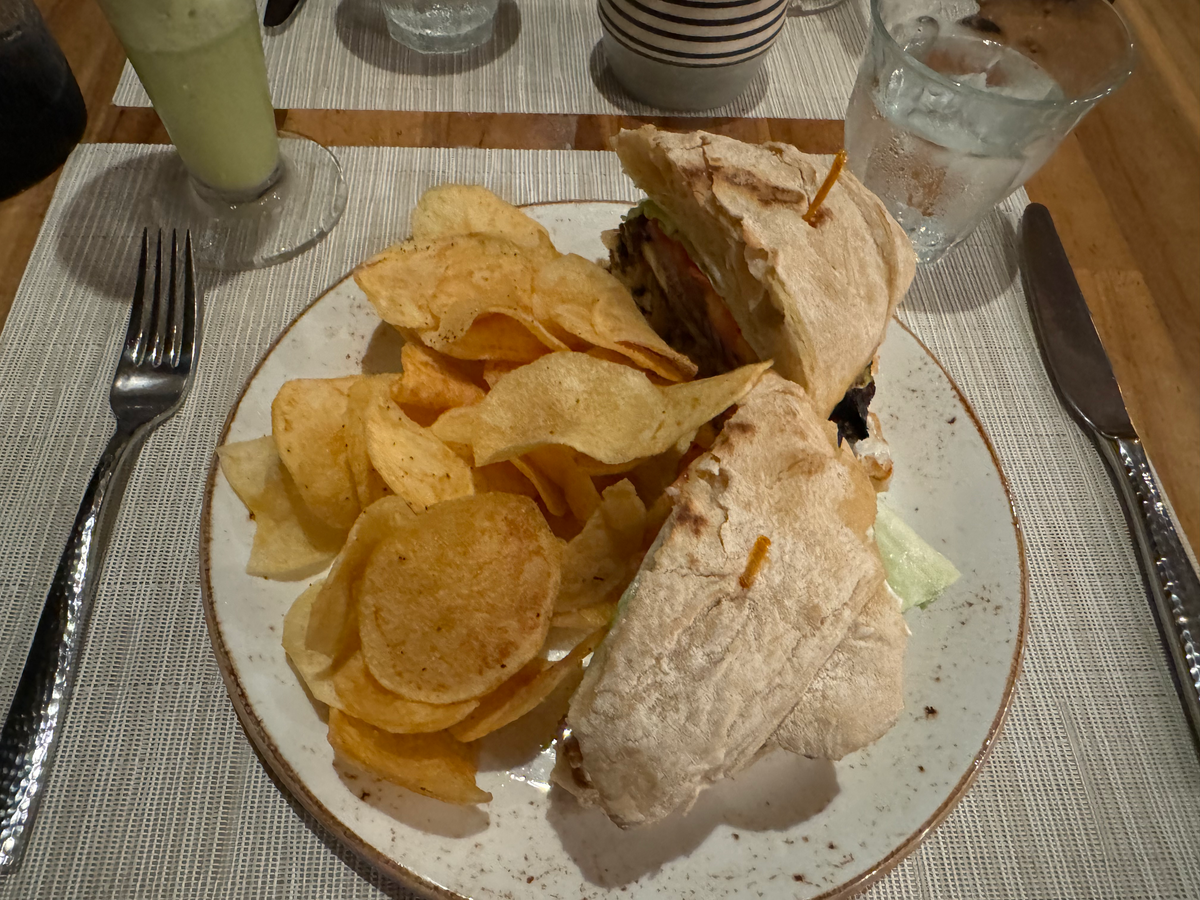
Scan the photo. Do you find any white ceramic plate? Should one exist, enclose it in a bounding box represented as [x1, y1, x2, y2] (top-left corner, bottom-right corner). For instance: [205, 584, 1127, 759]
[201, 202, 1027, 900]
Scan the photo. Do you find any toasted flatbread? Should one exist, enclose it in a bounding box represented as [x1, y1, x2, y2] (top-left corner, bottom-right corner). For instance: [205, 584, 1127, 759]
[562, 373, 891, 827]
[611, 127, 915, 417]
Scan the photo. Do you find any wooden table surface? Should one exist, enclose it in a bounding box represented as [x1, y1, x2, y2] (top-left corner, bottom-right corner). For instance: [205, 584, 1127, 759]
[3, 0, 1196, 554]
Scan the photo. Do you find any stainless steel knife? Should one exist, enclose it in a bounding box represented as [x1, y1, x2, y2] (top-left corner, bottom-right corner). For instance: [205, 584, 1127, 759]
[263, 0, 304, 28]
[1019, 202, 1200, 751]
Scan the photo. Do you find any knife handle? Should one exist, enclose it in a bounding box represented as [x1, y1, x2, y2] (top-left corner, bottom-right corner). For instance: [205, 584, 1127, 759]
[1096, 435, 1200, 752]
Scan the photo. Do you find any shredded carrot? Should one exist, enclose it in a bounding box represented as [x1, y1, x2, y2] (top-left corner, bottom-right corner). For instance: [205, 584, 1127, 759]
[802, 149, 847, 227]
[739, 535, 772, 589]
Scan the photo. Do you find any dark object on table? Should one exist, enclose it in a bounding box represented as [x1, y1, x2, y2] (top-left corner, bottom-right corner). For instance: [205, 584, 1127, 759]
[1020, 202, 1200, 754]
[264, 0, 305, 28]
[0, 0, 87, 200]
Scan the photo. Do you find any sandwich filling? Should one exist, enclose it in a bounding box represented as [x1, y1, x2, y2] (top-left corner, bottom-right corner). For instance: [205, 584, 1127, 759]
[609, 204, 878, 449]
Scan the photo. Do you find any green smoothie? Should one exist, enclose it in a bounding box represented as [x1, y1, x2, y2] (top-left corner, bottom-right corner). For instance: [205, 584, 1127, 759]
[99, 0, 279, 196]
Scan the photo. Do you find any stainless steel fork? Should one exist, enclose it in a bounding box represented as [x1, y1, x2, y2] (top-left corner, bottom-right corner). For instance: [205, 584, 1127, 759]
[0, 230, 202, 873]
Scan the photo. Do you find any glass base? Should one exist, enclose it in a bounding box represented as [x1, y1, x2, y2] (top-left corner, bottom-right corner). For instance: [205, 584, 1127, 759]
[384, 6, 497, 53]
[153, 135, 348, 271]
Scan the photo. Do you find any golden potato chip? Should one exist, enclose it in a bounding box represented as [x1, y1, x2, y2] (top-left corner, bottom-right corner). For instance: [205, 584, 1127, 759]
[346, 375, 401, 509]
[365, 399, 474, 513]
[306, 496, 417, 660]
[551, 602, 618, 630]
[218, 437, 346, 580]
[355, 234, 561, 363]
[449, 625, 608, 743]
[328, 709, 491, 804]
[470, 460, 540, 500]
[435, 310, 557, 363]
[532, 254, 697, 382]
[358, 493, 560, 704]
[526, 445, 602, 523]
[481, 359, 522, 388]
[272, 377, 362, 531]
[510, 456, 568, 518]
[333, 652, 479, 734]
[557, 480, 646, 612]
[392, 343, 485, 412]
[282, 579, 340, 705]
[409, 185, 559, 262]
[431, 353, 662, 466]
[430, 353, 770, 467]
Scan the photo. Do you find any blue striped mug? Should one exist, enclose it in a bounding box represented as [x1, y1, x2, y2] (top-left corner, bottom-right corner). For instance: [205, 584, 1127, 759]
[598, 0, 797, 109]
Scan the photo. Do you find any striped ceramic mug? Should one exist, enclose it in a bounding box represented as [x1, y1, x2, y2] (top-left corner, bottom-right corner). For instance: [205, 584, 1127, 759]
[598, 0, 790, 109]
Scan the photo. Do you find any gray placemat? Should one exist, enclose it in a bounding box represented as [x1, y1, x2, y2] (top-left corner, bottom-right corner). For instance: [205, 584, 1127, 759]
[111, 0, 869, 117]
[1, 144, 1198, 899]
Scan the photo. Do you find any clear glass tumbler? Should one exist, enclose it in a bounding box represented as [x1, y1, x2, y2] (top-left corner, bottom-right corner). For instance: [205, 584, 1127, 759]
[94, 0, 347, 269]
[845, 0, 1134, 264]
[381, 0, 500, 54]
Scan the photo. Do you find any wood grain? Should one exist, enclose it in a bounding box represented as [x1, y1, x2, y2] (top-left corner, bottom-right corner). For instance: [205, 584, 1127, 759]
[2, 0, 1195, 552]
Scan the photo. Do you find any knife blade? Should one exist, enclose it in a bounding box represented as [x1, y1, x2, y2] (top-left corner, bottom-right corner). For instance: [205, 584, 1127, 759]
[1020, 203, 1200, 753]
[263, 0, 303, 27]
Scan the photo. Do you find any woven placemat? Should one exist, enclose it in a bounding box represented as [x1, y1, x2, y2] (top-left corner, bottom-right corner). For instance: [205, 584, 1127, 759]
[112, 0, 869, 117]
[0, 144, 1197, 899]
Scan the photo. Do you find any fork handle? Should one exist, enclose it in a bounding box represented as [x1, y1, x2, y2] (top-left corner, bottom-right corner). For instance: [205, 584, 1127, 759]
[1096, 435, 1200, 754]
[0, 423, 145, 873]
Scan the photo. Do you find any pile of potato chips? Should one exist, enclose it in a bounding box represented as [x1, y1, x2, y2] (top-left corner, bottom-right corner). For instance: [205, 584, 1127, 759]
[217, 186, 769, 805]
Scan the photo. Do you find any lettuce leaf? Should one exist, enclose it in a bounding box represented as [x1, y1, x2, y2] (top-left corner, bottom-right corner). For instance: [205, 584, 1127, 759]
[875, 499, 960, 612]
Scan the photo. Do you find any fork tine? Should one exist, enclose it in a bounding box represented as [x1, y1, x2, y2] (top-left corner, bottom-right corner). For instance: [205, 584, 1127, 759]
[148, 231, 167, 366]
[178, 231, 199, 371]
[165, 231, 181, 368]
[124, 229, 150, 363]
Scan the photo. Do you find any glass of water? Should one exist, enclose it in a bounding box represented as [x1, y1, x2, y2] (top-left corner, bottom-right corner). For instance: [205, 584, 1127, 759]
[845, 0, 1134, 264]
[382, 0, 500, 53]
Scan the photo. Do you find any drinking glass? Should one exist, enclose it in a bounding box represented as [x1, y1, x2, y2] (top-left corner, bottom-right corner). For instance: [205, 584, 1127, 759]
[845, 0, 1134, 264]
[381, 0, 500, 53]
[94, 0, 347, 269]
[0, 0, 87, 200]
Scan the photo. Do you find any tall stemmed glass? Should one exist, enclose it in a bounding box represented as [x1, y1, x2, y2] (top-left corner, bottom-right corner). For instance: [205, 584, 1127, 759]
[95, 0, 347, 270]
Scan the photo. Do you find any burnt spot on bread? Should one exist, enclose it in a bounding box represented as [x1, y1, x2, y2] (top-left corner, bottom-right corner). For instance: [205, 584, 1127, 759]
[674, 501, 709, 536]
[715, 169, 808, 206]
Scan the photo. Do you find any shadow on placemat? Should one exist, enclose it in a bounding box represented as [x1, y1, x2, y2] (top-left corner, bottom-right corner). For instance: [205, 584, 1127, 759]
[335, 0, 520, 76]
[586, 40, 770, 117]
[54, 148, 236, 302]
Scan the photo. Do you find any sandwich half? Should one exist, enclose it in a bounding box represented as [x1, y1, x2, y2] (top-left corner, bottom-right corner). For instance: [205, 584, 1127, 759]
[554, 373, 906, 827]
[607, 127, 915, 446]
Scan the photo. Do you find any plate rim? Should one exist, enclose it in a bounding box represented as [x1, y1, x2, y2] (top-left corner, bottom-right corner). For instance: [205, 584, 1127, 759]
[198, 203, 1030, 900]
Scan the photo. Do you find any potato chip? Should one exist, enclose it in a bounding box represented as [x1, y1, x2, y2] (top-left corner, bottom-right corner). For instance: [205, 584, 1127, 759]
[532, 254, 697, 382]
[355, 234, 561, 363]
[431, 353, 663, 466]
[449, 625, 608, 743]
[430, 353, 770, 467]
[435, 310, 558, 363]
[358, 493, 560, 704]
[470, 460, 540, 500]
[306, 495, 417, 660]
[328, 709, 491, 804]
[510, 456, 568, 518]
[410, 185, 559, 262]
[481, 359, 522, 388]
[551, 602, 619, 630]
[346, 375, 401, 509]
[218, 437, 346, 579]
[282, 579, 340, 705]
[392, 343, 485, 412]
[332, 652, 479, 734]
[526, 445, 601, 523]
[272, 377, 362, 531]
[365, 399, 474, 513]
[557, 480, 646, 612]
